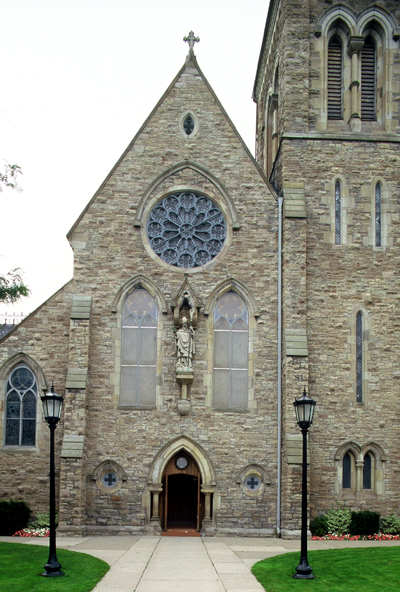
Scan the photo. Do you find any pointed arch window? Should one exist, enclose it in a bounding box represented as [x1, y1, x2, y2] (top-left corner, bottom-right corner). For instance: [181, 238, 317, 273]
[361, 37, 376, 121]
[375, 182, 381, 247]
[213, 292, 248, 411]
[5, 366, 37, 446]
[363, 453, 372, 489]
[342, 452, 352, 489]
[335, 180, 341, 244]
[120, 288, 157, 406]
[328, 36, 343, 120]
[356, 311, 363, 403]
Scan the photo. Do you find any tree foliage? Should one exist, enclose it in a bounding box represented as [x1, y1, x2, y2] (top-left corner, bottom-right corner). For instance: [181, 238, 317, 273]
[1, 161, 29, 304]
[0, 269, 29, 303]
[0, 162, 22, 192]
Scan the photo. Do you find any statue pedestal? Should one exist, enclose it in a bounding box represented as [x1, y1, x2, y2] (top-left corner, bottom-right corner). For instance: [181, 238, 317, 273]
[176, 371, 194, 415]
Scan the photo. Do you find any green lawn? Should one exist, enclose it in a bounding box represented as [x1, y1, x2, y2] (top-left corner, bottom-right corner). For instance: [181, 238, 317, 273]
[252, 547, 400, 592]
[0, 542, 109, 592]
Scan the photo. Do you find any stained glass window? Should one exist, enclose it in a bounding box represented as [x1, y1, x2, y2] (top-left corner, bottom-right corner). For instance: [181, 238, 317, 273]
[356, 311, 363, 403]
[146, 192, 226, 268]
[363, 453, 372, 489]
[245, 476, 261, 491]
[335, 180, 341, 245]
[102, 472, 118, 488]
[343, 452, 351, 489]
[5, 366, 37, 446]
[213, 292, 248, 410]
[183, 114, 195, 135]
[120, 289, 157, 406]
[375, 183, 381, 247]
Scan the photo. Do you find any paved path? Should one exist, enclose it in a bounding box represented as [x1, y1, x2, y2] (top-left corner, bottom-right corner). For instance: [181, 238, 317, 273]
[2, 535, 400, 592]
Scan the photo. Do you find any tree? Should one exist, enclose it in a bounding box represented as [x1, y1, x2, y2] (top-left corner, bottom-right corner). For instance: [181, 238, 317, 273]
[0, 270, 29, 303]
[0, 162, 22, 192]
[1, 162, 29, 303]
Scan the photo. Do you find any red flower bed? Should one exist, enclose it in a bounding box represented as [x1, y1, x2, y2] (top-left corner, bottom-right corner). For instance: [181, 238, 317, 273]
[312, 533, 400, 541]
[12, 528, 50, 538]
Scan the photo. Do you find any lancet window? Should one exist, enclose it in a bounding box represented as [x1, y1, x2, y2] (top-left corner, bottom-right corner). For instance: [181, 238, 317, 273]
[335, 180, 341, 244]
[5, 366, 37, 446]
[120, 288, 157, 406]
[213, 292, 248, 411]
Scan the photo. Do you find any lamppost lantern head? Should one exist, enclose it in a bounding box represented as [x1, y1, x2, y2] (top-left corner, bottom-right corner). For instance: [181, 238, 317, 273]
[41, 383, 63, 424]
[294, 388, 316, 430]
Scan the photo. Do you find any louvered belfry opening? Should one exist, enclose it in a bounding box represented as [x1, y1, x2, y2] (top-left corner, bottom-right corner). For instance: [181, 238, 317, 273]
[361, 37, 376, 120]
[328, 36, 343, 120]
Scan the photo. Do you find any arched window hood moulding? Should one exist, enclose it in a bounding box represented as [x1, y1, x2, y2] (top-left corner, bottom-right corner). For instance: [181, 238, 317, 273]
[133, 161, 241, 230]
[314, 4, 400, 41]
[111, 274, 168, 315]
[204, 277, 260, 318]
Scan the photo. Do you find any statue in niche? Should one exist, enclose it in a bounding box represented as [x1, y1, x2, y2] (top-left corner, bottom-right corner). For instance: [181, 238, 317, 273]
[176, 309, 195, 371]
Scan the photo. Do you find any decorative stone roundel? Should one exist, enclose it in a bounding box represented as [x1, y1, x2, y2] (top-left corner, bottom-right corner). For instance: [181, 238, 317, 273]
[146, 192, 227, 268]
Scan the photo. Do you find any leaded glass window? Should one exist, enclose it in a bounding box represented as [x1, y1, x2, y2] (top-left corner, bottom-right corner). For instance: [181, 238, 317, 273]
[213, 292, 248, 410]
[183, 114, 195, 135]
[120, 289, 157, 406]
[343, 452, 351, 489]
[245, 475, 261, 491]
[335, 180, 341, 245]
[375, 183, 381, 247]
[363, 453, 372, 489]
[146, 192, 226, 268]
[356, 311, 363, 403]
[5, 366, 37, 446]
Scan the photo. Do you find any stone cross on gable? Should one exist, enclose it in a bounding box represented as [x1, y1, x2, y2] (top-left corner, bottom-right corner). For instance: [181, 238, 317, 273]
[183, 31, 200, 52]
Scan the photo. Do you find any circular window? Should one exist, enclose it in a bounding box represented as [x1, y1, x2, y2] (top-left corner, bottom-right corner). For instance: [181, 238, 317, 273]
[175, 456, 189, 470]
[101, 472, 119, 489]
[245, 475, 261, 491]
[146, 192, 226, 268]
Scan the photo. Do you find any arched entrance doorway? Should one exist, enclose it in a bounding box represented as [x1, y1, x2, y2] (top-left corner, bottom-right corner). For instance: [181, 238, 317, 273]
[147, 435, 217, 535]
[160, 450, 205, 531]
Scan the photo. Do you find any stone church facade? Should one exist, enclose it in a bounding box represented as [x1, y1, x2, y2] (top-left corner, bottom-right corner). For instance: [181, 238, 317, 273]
[1, 1, 400, 537]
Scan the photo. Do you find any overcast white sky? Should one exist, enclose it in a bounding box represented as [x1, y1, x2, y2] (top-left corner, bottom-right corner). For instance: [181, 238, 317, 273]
[0, 0, 269, 319]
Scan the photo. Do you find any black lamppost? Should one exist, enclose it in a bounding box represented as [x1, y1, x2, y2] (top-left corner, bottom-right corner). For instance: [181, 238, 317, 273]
[293, 388, 316, 580]
[40, 384, 64, 577]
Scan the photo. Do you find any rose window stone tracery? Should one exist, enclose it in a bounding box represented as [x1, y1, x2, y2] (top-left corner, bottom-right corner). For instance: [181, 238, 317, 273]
[146, 192, 226, 268]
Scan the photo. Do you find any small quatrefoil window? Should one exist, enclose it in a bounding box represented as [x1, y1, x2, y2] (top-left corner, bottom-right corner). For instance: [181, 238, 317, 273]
[183, 114, 195, 136]
[102, 472, 118, 488]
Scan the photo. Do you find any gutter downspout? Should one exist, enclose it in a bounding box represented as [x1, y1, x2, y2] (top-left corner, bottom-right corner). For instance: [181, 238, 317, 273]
[277, 196, 283, 537]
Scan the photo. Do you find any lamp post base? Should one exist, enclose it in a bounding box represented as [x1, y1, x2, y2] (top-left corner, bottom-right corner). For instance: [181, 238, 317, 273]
[293, 559, 314, 580]
[42, 555, 65, 577]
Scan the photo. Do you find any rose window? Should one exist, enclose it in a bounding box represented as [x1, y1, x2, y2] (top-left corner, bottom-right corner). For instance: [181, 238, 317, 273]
[147, 192, 226, 268]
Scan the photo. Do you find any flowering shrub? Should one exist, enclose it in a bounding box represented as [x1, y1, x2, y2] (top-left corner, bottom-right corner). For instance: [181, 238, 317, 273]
[326, 504, 352, 535]
[13, 527, 49, 537]
[382, 513, 400, 535]
[312, 533, 400, 541]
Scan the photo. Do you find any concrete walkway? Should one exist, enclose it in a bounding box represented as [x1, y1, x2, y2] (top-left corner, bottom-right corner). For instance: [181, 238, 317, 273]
[2, 534, 400, 591]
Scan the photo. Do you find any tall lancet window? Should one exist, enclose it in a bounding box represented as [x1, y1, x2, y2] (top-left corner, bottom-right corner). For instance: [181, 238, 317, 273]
[5, 366, 37, 446]
[375, 182, 381, 247]
[328, 36, 343, 120]
[213, 292, 248, 411]
[335, 180, 341, 244]
[120, 288, 157, 406]
[356, 311, 363, 403]
[361, 37, 376, 121]
[363, 453, 372, 489]
[343, 452, 352, 489]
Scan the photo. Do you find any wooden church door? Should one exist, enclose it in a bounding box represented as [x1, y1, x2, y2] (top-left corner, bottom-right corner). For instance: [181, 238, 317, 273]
[160, 451, 202, 531]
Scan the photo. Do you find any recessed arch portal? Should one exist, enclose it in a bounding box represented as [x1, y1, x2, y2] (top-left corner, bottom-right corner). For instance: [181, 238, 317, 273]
[146, 435, 217, 533]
